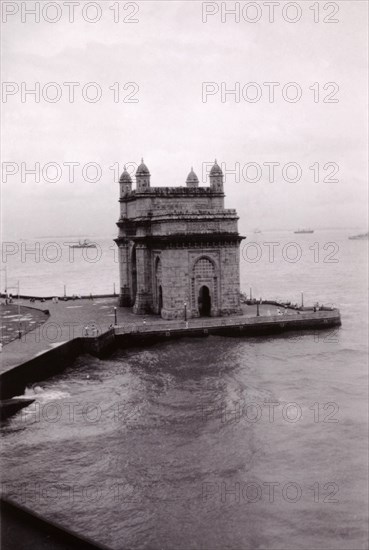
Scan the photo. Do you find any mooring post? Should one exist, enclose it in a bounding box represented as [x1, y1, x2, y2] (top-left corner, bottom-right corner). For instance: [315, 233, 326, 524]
[256, 299, 260, 317]
[114, 306, 117, 325]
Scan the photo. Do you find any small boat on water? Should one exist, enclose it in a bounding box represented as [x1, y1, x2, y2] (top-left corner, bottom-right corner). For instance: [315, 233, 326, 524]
[348, 232, 368, 240]
[69, 239, 97, 248]
[294, 229, 314, 234]
[253, 228, 262, 234]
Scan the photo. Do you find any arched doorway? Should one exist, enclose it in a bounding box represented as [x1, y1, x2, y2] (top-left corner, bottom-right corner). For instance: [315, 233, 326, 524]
[192, 257, 217, 317]
[198, 285, 211, 316]
[131, 246, 137, 306]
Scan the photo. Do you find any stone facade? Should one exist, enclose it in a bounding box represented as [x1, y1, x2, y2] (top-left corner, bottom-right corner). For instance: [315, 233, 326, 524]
[115, 160, 244, 319]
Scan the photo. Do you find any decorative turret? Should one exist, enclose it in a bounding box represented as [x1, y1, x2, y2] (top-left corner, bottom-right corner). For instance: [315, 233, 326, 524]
[136, 158, 150, 191]
[209, 159, 223, 192]
[119, 166, 132, 196]
[186, 167, 199, 188]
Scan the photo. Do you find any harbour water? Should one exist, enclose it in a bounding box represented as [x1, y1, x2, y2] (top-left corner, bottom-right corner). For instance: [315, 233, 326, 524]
[1, 229, 368, 549]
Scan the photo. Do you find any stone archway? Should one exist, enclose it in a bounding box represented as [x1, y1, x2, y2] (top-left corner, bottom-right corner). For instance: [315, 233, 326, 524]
[192, 256, 218, 316]
[198, 285, 211, 317]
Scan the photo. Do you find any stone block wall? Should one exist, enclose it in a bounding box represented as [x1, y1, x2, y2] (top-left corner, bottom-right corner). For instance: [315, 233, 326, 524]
[219, 246, 243, 315]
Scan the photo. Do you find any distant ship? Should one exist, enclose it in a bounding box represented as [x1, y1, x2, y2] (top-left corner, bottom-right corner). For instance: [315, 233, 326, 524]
[253, 228, 262, 234]
[348, 232, 368, 240]
[294, 229, 314, 234]
[69, 239, 97, 248]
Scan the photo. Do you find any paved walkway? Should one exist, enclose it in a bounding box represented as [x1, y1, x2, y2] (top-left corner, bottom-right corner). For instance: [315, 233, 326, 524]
[0, 297, 116, 373]
[0, 304, 48, 346]
[0, 297, 284, 374]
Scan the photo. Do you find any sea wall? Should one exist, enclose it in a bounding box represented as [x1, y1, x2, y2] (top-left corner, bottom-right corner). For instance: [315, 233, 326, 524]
[115, 310, 341, 346]
[0, 310, 341, 400]
[81, 329, 116, 356]
[0, 339, 82, 399]
[0, 330, 117, 399]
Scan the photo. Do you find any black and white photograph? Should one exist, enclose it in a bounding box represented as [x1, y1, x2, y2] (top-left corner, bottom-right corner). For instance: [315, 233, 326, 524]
[0, 1, 368, 549]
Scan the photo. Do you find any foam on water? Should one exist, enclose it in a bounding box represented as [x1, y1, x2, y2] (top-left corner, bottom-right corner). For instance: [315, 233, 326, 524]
[23, 386, 71, 402]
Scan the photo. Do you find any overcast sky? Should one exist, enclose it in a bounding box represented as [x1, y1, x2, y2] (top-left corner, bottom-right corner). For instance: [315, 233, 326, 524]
[2, 0, 368, 239]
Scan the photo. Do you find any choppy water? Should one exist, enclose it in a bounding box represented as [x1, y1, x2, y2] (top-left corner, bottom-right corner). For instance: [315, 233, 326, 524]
[1, 230, 368, 549]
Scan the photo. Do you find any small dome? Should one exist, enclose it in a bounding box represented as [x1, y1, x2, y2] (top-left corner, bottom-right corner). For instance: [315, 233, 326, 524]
[186, 167, 199, 185]
[136, 158, 150, 176]
[119, 166, 132, 184]
[210, 159, 223, 176]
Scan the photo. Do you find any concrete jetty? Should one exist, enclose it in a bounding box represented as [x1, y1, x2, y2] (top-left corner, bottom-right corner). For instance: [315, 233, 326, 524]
[0, 296, 341, 401]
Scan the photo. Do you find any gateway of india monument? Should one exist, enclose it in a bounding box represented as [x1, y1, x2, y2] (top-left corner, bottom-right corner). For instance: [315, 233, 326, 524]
[115, 160, 244, 320]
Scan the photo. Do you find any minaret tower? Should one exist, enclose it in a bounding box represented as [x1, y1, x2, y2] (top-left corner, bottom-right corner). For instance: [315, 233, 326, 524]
[209, 159, 224, 192]
[136, 158, 151, 191]
[119, 166, 132, 196]
[186, 167, 199, 188]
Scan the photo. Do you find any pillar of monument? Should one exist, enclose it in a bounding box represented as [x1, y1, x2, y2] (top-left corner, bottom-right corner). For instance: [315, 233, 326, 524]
[118, 243, 131, 306]
[133, 244, 152, 314]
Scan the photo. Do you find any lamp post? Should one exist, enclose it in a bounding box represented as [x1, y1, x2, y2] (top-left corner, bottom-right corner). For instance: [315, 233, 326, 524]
[250, 287, 252, 301]
[114, 306, 117, 325]
[256, 298, 260, 317]
[301, 291, 304, 309]
[184, 302, 187, 322]
[113, 282, 116, 296]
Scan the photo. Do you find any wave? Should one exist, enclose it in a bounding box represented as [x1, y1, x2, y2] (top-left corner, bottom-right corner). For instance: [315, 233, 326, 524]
[23, 386, 71, 402]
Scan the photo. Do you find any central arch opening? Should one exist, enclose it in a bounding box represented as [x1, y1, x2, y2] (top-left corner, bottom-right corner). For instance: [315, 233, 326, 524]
[198, 285, 211, 317]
